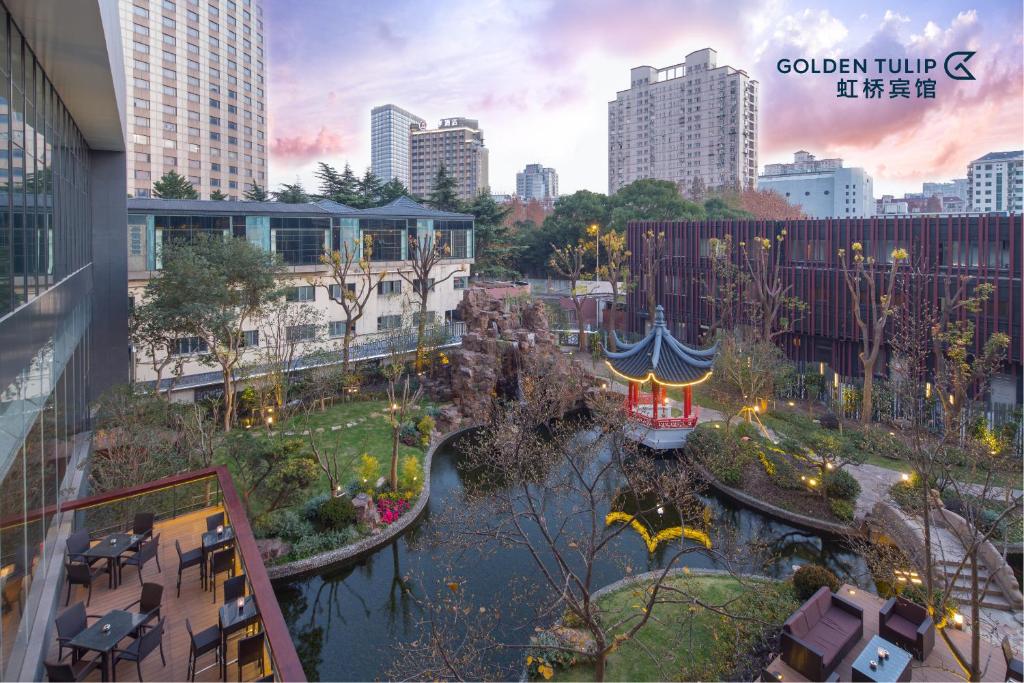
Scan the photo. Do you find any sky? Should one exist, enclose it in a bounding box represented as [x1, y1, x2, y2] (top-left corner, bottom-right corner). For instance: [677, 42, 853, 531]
[266, 0, 1023, 199]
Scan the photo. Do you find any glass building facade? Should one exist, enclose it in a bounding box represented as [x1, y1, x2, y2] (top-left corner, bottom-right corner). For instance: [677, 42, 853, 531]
[0, 0, 127, 678]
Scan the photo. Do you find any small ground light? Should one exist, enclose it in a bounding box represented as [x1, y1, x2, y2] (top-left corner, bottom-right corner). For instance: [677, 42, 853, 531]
[787, 401, 795, 407]
[901, 473, 911, 482]
[848, 588, 857, 595]
[656, 506, 664, 515]
[808, 478, 817, 487]
[953, 612, 964, 629]
[826, 462, 834, 470]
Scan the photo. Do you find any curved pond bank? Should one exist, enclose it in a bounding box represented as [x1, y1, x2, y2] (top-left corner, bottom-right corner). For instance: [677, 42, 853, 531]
[274, 431, 873, 681]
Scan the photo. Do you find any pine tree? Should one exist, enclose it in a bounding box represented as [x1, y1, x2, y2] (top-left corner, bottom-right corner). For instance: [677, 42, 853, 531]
[314, 162, 343, 200]
[379, 178, 408, 205]
[152, 170, 199, 199]
[427, 163, 462, 212]
[273, 182, 310, 204]
[210, 189, 228, 200]
[243, 182, 269, 201]
[356, 169, 383, 208]
[467, 191, 517, 277]
[338, 163, 360, 206]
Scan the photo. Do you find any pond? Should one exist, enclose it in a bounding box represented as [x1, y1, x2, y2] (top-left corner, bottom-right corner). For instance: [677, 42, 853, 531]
[275, 430, 873, 681]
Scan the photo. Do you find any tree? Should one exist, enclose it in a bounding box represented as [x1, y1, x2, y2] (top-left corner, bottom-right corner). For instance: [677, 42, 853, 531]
[700, 235, 745, 342]
[838, 242, 907, 423]
[739, 188, 805, 220]
[467, 191, 516, 277]
[741, 231, 807, 344]
[684, 175, 706, 202]
[313, 161, 361, 205]
[521, 190, 609, 275]
[145, 236, 285, 430]
[382, 354, 423, 491]
[799, 433, 864, 498]
[356, 169, 383, 208]
[226, 431, 319, 520]
[703, 195, 753, 220]
[152, 169, 198, 199]
[209, 189, 227, 200]
[379, 177, 409, 204]
[608, 178, 704, 232]
[426, 163, 462, 212]
[549, 238, 593, 351]
[596, 229, 630, 350]
[399, 232, 465, 369]
[244, 182, 269, 201]
[130, 297, 187, 397]
[304, 407, 353, 497]
[273, 181, 310, 204]
[320, 234, 387, 374]
[638, 228, 667, 328]
[709, 334, 790, 429]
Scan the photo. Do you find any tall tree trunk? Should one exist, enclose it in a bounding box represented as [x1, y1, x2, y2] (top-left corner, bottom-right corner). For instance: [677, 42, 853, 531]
[390, 427, 400, 491]
[607, 285, 618, 352]
[343, 330, 352, 376]
[860, 360, 874, 424]
[576, 299, 586, 351]
[970, 548, 980, 681]
[594, 651, 606, 682]
[922, 475, 934, 612]
[416, 296, 428, 370]
[222, 368, 234, 431]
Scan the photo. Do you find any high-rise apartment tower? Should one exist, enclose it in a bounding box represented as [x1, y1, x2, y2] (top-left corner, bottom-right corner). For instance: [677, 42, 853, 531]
[516, 163, 559, 201]
[410, 117, 489, 201]
[119, 0, 268, 200]
[608, 48, 758, 195]
[371, 104, 425, 187]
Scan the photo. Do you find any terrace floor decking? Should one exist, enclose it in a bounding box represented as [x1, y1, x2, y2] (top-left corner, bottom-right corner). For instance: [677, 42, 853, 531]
[47, 506, 270, 682]
[763, 583, 1005, 682]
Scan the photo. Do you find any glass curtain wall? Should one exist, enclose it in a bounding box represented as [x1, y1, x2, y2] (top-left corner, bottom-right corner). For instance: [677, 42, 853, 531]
[0, 3, 94, 677]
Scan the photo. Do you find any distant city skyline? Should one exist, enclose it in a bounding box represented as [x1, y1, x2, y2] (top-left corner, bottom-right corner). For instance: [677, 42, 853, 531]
[267, 0, 1023, 198]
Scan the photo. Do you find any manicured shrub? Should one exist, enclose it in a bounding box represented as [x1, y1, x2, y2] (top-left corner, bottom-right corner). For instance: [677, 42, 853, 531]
[400, 455, 422, 491]
[735, 421, 761, 441]
[793, 564, 841, 600]
[357, 453, 380, 490]
[824, 469, 861, 502]
[301, 492, 330, 522]
[685, 425, 748, 487]
[417, 414, 435, 437]
[829, 498, 854, 522]
[317, 495, 357, 529]
[819, 413, 840, 430]
[254, 509, 314, 541]
[289, 526, 362, 559]
[399, 421, 419, 446]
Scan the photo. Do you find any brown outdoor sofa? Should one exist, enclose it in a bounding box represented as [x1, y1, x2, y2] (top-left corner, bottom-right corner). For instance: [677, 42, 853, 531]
[781, 586, 864, 681]
[879, 595, 935, 660]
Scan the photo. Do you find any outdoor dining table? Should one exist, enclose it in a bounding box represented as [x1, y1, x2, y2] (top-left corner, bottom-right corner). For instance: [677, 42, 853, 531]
[202, 525, 235, 588]
[67, 608, 147, 682]
[219, 594, 259, 680]
[82, 533, 141, 589]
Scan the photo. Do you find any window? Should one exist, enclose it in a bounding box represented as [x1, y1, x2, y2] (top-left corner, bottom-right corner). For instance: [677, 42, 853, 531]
[328, 321, 349, 338]
[242, 330, 259, 347]
[285, 285, 316, 302]
[329, 283, 356, 300]
[378, 280, 402, 296]
[360, 219, 407, 260]
[275, 229, 326, 265]
[453, 276, 469, 290]
[377, 315, 402, 331]
[286, 324, 317, 343]
[172, 337, 208, 355]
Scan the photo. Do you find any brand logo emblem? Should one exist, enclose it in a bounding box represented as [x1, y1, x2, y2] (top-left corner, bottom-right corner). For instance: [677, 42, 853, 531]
[944, 51, 976, 80]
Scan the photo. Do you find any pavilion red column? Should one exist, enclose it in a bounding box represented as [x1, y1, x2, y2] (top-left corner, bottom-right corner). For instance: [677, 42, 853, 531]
[683, 386, 692, 418]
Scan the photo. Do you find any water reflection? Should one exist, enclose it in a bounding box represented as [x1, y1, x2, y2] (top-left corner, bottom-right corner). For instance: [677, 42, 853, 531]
[276, 433, 872, 681]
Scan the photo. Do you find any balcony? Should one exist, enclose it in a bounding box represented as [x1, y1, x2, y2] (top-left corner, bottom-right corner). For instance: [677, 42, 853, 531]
[626, 397, 699, 430]
[2, 468, 303, 682]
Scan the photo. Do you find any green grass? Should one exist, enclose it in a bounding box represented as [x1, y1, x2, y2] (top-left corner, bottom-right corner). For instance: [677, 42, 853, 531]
[551, 575, 797, 682]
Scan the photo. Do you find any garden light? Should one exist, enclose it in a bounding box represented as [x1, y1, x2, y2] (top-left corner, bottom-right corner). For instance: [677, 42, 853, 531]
[901, 473, 910, 482]
[925, 382, 932, 398]
[848, 588, 857, 595]
[826, 463, 834, 470]
[953, 612, 964, 629]
[656, 506, 664, 516]
[714, 424, 721, 429]
[808, 478, 817, 487]
[787, 401, 795, 407]
[266, 416, 273, 425]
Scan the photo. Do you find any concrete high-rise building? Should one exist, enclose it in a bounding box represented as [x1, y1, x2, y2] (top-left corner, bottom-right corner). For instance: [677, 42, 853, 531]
[0, 1, 129, 677]
[410, 117, 489, 201]
[968, 151, 1023, 213]
[119, 0, 268, 200]
[923, 178, 968, 203]
[516, 163, 559, 201]
[371, 104, 425, 187]
[608, 48, 758, 195]
[757, 151, 874, 218]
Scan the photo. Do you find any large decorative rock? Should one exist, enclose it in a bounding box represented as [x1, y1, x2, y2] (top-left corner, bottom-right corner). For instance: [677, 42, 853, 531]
[256, 538, 292, 563]
[352, 493, 381, 527]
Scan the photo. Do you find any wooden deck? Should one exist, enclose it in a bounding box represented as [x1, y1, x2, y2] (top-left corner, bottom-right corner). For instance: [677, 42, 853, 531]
[48, 507, 271, 682]
[764, 583, 1005, 682]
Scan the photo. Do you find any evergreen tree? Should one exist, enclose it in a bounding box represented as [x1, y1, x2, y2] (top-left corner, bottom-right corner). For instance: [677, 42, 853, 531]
[273, 181, 310, 203]
[467, 191, 518, 277]
[379, 177, 408, 205]
[338, 163, 360, 206]
[314, 162, 343, 200]
[356, 169, 383, 208]
[152, 170, 199, 199]
[209, 189, 228, 200]
[243, 182, 269, 201]
[427, 163, 463, 212]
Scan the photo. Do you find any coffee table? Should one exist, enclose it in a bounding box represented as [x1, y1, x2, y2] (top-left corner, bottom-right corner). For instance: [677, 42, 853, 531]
[82, 533, 140, 589]
[852, 635, 913, 682]
[68, 609, 147, 681]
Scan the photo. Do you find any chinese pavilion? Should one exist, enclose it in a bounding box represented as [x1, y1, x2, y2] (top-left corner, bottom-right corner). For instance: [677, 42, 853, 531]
[604, 305, 717, 449]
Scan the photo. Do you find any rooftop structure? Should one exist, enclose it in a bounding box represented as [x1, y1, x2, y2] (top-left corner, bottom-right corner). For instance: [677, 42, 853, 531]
[605, 305, 717, 449]
[758, 151, 874, 218]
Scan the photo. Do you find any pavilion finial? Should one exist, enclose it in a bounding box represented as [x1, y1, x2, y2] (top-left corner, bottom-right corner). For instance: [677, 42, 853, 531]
[653, 305, 667, 327]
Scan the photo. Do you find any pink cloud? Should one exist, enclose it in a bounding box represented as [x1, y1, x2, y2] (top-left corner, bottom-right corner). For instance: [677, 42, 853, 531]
[271, 126, 350, 161]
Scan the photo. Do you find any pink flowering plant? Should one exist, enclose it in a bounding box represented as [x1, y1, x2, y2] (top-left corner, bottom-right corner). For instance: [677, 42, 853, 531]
[376, 495, 411, 525]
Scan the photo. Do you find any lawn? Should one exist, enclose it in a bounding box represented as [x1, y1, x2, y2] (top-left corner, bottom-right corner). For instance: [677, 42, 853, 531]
[551, 574, 797, 682]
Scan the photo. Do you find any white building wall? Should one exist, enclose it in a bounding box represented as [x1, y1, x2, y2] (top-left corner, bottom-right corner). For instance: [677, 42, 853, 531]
[757, 166, 873, 218]
[968, 154, 1023, 212]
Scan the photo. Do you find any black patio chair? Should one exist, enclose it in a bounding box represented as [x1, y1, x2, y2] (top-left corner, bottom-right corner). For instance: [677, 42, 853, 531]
[65, 530, 100, 568]
[175, 539, 204, 597]
[54, 602, 100, 663]
[237, 632, 266, 681]
[124, 582, 163, 629]
[112, 618, 166, 682]
[44, 657, 100, 682]
[185, 618, 221, 682]
[132, 512, 156, 542]
[208, 547, 235, 604]
[120, 534, 161, 585]
[63, 561, 108, 606]
[206, 512, 226, 532]
[222, 574, 246, 604]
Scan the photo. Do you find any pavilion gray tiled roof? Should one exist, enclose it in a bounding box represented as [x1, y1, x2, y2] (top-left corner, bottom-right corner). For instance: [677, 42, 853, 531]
[604, 305, 717, 385]
[356, 196, 474, 219]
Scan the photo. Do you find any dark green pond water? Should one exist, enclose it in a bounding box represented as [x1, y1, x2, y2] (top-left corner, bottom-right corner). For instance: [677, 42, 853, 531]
[275, 431, 872, 681]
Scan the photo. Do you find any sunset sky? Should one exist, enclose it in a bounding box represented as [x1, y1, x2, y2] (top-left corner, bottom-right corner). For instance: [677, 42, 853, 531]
[266, 0, 1023, 198]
